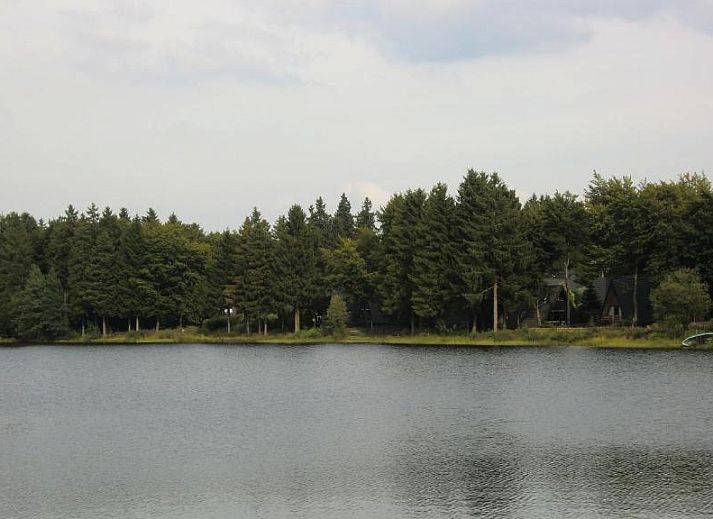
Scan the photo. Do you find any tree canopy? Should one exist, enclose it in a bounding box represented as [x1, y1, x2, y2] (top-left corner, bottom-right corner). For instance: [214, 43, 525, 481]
[1, 171, 711, 340]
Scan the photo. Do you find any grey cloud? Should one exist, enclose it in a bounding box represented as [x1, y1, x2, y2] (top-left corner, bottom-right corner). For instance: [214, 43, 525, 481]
[59, 6, 305, 85]
[322, 0, 713, 62]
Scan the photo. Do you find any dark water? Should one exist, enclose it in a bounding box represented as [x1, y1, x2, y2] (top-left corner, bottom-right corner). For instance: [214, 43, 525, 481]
[2, 344, 713, 518]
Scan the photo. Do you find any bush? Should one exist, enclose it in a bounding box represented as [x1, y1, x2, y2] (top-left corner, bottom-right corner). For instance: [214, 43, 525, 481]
[322, 294, 348, 337]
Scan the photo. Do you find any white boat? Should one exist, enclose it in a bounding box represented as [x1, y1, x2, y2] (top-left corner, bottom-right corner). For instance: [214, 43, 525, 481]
[682, 332, 713, 348]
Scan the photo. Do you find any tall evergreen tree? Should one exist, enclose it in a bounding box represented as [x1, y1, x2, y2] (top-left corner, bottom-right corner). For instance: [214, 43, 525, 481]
[455, 171, 528, 332]
[0, 212, 40, 336]
[378, 189, 426, 334]
[308, 197, 333, 248]
[274, 205, 320, 332]
[333, 193, 355, 239]
[67, 206, 100, 335]
[356, 197, 376, 230]
[410, 183, 457, 326]
[233, 208, 276, 334]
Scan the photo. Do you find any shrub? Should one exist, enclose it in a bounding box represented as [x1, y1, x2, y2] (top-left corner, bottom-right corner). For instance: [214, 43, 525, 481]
[322, 294, 348, 337]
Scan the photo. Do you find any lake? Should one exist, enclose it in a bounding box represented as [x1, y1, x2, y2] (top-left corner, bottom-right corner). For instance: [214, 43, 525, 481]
[2, 344, 713, 518]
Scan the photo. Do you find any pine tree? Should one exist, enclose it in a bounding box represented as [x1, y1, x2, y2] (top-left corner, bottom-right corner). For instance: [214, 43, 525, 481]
[378, 189, 426, 334]
[273, 205, 320, 333]
[333, 193, 355, 239]
[117, 217, 145, 331]
[234, 208, 276, 335]
[308, 197, 333, 248]
[67, 207, 99, 336]
[455, 171, 528, 332]
[13, 266, 68, 341]
[410, 183, 457, 325]
[0, 212, 40, 336]
[356, 197, 376, 230]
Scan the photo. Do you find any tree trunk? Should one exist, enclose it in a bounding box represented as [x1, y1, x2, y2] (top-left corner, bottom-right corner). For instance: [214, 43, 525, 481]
[264, 321, 267, 336]
[102, 316, 107, 337]
[294, 306, 300, 333]
[155, 317, 160, 333]
[564, 256, 571, 326]
[247, 316, 251, 336]
[135, 316, 139, 332]
[632, 264, 639, 328]
[227, 312, 231, 334]
[535, 301, 541, 327]
[127, 317, 131, 332]
[493, 280, 498, 333]
[81, 317, 85, 337]
[471, 310, 478, 334]
[410, 313, 415, 336]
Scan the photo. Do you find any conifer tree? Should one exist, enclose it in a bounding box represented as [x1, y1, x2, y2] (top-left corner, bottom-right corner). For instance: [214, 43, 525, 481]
[356, 197, 376, 230]
[13, 266, 68, 341]
[234, 208, 275, 334]
[308, 197, 333, 248]
[67, 206, 100, 335]
[273, 205, 319, 333]
[117, 217, 145, 331]
[378, 189, 426, 334]
[455, 171, 527, 332]
[410, 183, 457, 325]
[333, 193, 355, 239]
[0, 212, 40, 336]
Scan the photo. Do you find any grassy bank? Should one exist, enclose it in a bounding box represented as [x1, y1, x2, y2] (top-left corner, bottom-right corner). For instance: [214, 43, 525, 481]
[25, 326, 685, 349]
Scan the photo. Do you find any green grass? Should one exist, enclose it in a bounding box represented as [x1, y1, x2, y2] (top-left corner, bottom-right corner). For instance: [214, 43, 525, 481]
[46, 326, 682, 349]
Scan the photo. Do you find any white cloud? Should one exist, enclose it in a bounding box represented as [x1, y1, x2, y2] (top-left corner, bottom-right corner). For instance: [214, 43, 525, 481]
[0, 2, 711, 229]
[346, 182, 392, 210]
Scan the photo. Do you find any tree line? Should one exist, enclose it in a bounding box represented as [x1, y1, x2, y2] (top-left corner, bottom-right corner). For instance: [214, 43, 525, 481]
[1, 170, 712, 341]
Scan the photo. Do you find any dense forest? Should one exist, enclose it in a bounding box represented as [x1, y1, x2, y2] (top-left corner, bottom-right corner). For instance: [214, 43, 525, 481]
[1, 170, 712, 341]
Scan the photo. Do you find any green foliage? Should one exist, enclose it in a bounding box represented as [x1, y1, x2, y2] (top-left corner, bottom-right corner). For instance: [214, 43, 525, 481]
[322, 237, 369, 305]
[410, 183, 457, 322]
[356, 197, 376, 230]
[378, 189, 426, 330]
[333, 193, 355, 239]
[231, 208, 276, 329]
[274, 205, 320, 332]
[1, 170, 713, 341]
[13, 266, 69, 341]
[0, 212, 40, 335]
[455, 170, 531, 330]
[651, 269, 711, 331]
[323, 293, 348, 337]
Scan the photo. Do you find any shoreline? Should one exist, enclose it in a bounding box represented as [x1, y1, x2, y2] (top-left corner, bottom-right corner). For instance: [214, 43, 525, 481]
[0, 329, 690, 349]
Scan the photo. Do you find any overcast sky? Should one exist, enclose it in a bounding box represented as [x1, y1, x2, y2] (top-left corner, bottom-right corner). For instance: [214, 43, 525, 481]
[2, 1, 712, 230]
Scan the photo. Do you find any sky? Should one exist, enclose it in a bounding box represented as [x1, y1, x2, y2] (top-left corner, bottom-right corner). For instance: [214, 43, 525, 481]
[1, 1, 712, 230]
